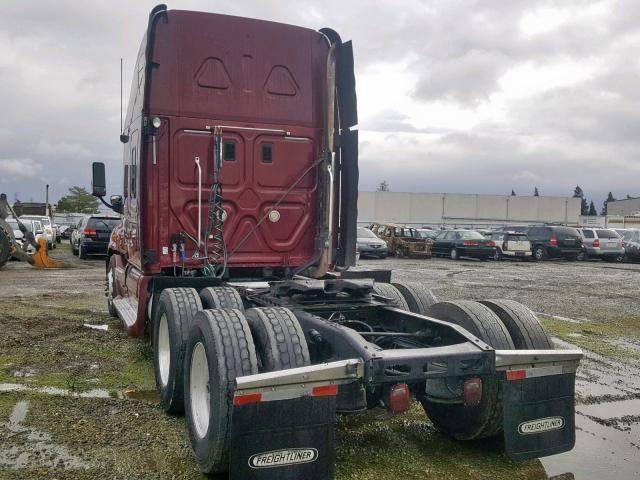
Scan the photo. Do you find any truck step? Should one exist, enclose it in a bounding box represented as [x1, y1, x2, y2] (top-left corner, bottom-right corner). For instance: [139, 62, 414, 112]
[113, 296, 138, 328]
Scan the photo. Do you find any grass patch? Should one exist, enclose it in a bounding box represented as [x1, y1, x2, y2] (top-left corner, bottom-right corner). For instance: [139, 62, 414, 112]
[336, 404, 547, 480]
[0, 299, 155, 392]
[541, 316, 640, 361]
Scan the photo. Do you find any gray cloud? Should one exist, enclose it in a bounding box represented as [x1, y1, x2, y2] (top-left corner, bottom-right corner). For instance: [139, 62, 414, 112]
[0, 0, 637, 209]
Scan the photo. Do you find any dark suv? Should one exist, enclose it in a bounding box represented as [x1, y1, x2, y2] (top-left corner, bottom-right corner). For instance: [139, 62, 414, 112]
[72, 216, 121, 259]
[526, 226, 583, 261]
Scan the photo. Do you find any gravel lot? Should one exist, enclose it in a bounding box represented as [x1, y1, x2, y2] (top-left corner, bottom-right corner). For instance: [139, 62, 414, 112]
[0, 249, 639, 479]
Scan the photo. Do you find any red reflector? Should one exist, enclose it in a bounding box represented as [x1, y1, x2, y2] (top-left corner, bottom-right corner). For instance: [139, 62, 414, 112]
[312, 384, 338, 397]
[463, 378, 482, 406]
[550, 235, 558, 246]
[506, 370, 527, 381]
[388, 383, 411, 413]
[233, 393, 262, 406]
[84, 228, 97, 236]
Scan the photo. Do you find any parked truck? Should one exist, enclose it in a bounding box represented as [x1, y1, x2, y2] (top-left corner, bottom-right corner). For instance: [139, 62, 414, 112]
[92, 5, 582, 478]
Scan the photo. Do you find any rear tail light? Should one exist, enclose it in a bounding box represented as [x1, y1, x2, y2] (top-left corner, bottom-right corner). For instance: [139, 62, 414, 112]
[550, 235, 558, 246]
[83, 228, 97, 236]
[463, 378, 482, 406]
[463, 241, 479, 246]
[387, 383, 411, 413]
[485, 241, 495, 247]
[593, 239, 600, 247]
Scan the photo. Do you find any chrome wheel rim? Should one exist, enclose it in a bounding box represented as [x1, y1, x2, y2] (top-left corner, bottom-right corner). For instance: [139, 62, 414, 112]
[190, 341, 210, 439]
[158, 314, 170, 386]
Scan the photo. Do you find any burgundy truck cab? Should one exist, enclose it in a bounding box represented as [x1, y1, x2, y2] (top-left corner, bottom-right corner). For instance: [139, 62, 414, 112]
[96, 6, 358, 336]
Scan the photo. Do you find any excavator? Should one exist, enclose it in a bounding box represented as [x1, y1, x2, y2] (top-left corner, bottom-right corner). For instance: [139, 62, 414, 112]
[0, 193, 64, 269]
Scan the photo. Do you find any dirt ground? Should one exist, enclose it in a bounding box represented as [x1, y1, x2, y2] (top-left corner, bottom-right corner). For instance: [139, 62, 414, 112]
[1, 246, 639, 479]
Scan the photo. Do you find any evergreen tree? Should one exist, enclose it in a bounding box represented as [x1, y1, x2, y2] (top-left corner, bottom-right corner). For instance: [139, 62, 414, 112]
[581, 198, 589, 216]
[573, 185, 584, 198]
[601, 192, 616, 215]
[511, 189, 516, 196]
[534, 187, 539, 196]
[56, 186, 100, 214]
[588, 200, 597, 216]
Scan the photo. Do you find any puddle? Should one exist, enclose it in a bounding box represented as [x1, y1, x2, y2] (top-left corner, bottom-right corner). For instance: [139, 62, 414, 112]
[0, 383, 158, 402]
[0, 383, 112, 398]
[120, 389, 159, 402]
[541, 413, 640, 479]
[0, 400, 90, 470]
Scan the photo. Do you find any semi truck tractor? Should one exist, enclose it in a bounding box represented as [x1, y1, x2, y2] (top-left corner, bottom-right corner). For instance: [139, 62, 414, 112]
[92, 5, 582, 478]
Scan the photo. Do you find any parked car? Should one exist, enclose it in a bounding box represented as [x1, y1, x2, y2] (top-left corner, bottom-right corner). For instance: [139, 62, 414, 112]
[356, 227, 388, 258]
[525, 226, 582, 261]
[369, 223, 432, 258]
[577, 228, 625, 262]
[431, 229, 496, 260]
[20, 215, 55, 249]
[415, 228, 438, 240]
[622, 229, 640, 261]
[72, 215, 121, 259]
[57, 224, 72, 240]
[488, 231, 532, 261]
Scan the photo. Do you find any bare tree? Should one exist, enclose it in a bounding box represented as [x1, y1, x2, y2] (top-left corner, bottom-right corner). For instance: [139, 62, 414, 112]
[377, 180, 389, 192]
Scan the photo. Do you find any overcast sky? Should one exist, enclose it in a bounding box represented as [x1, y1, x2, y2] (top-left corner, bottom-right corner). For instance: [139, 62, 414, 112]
[0, 0, 638, 208]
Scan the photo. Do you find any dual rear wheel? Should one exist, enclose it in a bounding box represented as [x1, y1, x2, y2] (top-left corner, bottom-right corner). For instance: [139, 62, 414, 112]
[151, 286, 310, 474]
[372, 282, 553, 440]
[421, 298, 553, 439]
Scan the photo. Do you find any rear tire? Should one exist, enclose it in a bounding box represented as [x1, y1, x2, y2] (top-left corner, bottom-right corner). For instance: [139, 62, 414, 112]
[533, 246, 546, 261]
[479, 299, 553, 350]
[199, 286, 244, 311]
[372, 283, 410, 310]
[79, 243, 87, 260]
[72, 241, 78, 256]
[152, 288, 202, 414]
[184, 309, 258, 474]
[493, 249, 503, 261]
[245, 307, 310, 372]
[391, 282, 437, 315]
[420, 300, 514, 440]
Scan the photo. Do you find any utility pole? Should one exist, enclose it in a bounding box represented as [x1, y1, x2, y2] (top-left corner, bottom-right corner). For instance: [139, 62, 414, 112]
[45, 184, 50, 217]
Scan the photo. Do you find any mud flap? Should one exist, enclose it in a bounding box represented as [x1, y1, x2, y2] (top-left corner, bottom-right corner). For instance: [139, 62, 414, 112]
[229, 396, 336, 480]
[503, 372, 576, 460]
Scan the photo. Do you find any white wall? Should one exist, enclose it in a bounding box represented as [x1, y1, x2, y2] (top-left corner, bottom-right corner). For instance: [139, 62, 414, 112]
[358, 191, 581, 226]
